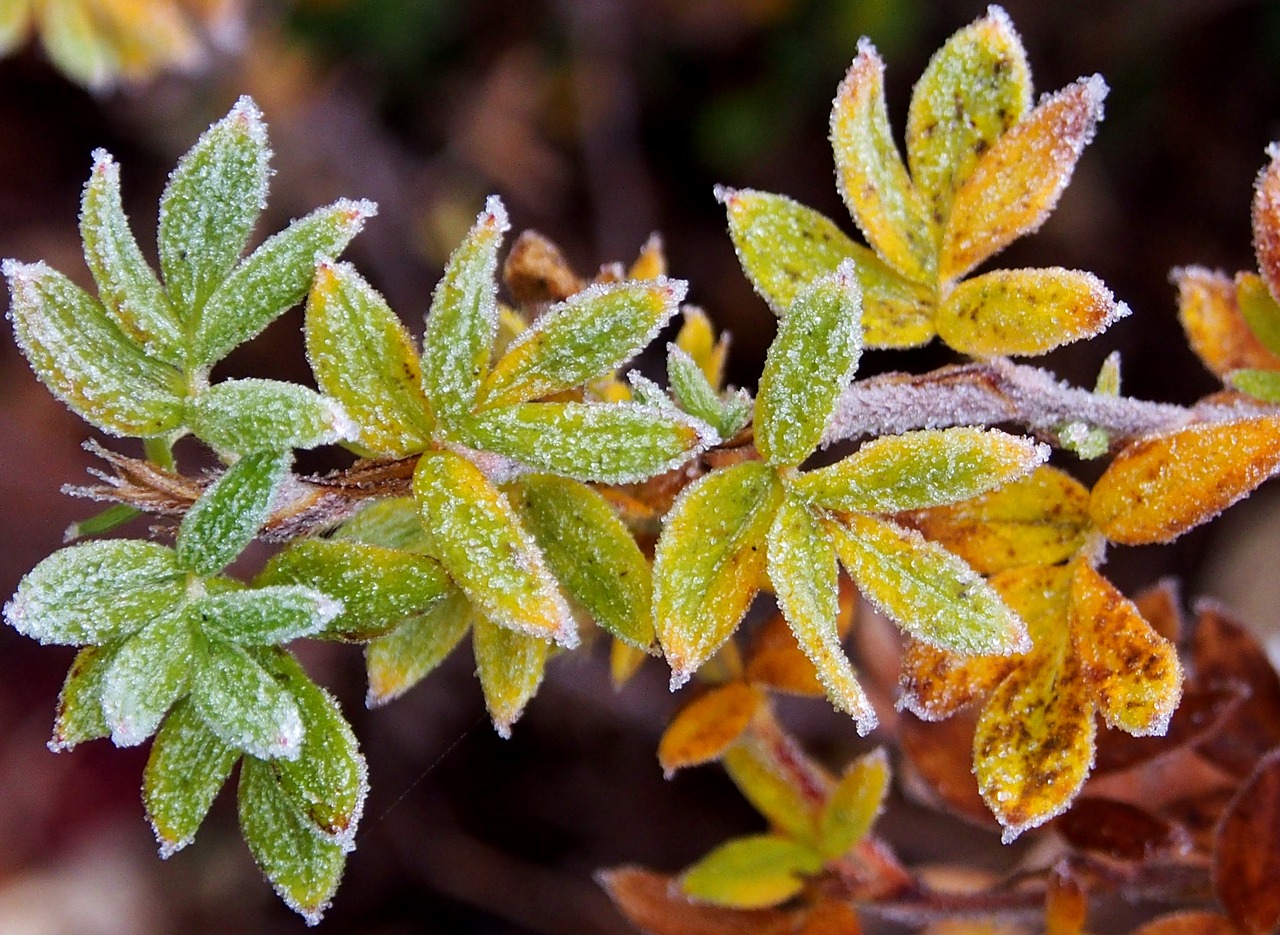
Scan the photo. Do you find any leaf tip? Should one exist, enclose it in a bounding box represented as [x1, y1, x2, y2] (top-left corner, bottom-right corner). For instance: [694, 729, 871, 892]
[226, 94, 267, 141]
[481, 195, 511, 236]
[712, 184, 738, 207]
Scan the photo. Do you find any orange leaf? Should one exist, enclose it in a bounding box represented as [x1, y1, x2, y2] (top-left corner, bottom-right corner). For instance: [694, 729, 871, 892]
[1131, 913, 1242, 935]
[1254, 144, 1280, 304]
[658, 682, 764, 776]
[1133, 577, 1184, 644]
[598, 867, 795, 935]
[1069, 561, 1182, 737]
[798, 900, 862, 935]
[1175, 267, 1280, 378]
[1214, 749, 1280, 935]
[898, 638, 1015, 721]
[941, 76, 1106, 281]
[1044, 875, 1088, 935]
[898, 710, 998, 829]
[1089, 418, 1280, 545]
[746, 580, 856, 697]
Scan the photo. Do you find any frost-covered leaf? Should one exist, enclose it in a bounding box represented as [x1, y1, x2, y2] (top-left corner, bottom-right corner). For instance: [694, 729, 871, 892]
[66, 503, 143, 541]
[830, 42, 936, 282]
[50, 644, 116, 751]
[680, 834, 823, 909]
[1215, 749, 1280, 935]
[816, 748, 889, 860]
[906, 7, 1031, 230]
[756, 264, 862, 467]
[413, 450, 575, 646]
[1229, 368, 1280, 403]
[193, 641, 304, 760]
[187, 379, 352, 454]
[1069, 561, 1182, 736]
[941, 77, 1106, 281]
[6, 539, 183, 646]
[158, 97, 270, 317]
[479, 279, 684, 408]
[144, 699, 239, 857]
[1236, 271, 1280, 357]
[767, 496, 874, 731]
[511, 474, 654, 650]
[420, 196, 508, 428]
[193, 585, 341, 645]
[80, 149, 183, 365]
[5, 260, 184, 436]
[238, 757, 345, 925]
[101, 611, 194, 746]
[473, 611, 550, 739]
[654, 461, 783, 688]
[176, 449, 291, 575]
[907, 465, 1092, 576]
[936, 268, 1127, 356]
[794, 427, 1044, 514]
[667, 344, 751, 440]
[462, 401, 714, 484]
[305, 262, 433, 457]
[745, 583, 856, 698]
[717, 188, 933, 346]
[658, 682, 763, 775]
[333, 498, 430, 553]
[1254, 143, 1280, 306]
[1089, 417, 1280, 545]
[722, 741, 819, 844]
[365, 586, 471, 707]
[1176, 267, 1280, 378]
[898, 637, 1016, 721]
[258, 539, 449, 642]
[831, 514, 1028, 656]
[258, 650, 367, 849]
[193, 199, 375, 367]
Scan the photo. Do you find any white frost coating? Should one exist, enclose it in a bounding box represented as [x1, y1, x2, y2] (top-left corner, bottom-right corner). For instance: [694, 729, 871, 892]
[322, 396, 359, 445]
[482, 194, 511, 235]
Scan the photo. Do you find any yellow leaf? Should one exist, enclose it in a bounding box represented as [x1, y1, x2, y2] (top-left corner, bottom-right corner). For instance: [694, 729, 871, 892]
[1089, 417, 1280, 544]
[722, 741, 820, 845]
[1175, 267, 1280, 378]
[610, 639, 647, 688]
[936, 267, 1127, 357]
[830, 41, 937, 282]
[941, 76, 1106, 281]
[365, 587, 471, 707]
[1069, 561, 1182, 736]
[679, 833, 824, 910]
[472, 611, 551, 738]
[898, 638, 1015, 721]
[658, 682, 763, 776]
[629, 232, 667, 281]
[675, 307, 728, 391]
[907, 465, 1092, 576]
[815, 748, 889, 859]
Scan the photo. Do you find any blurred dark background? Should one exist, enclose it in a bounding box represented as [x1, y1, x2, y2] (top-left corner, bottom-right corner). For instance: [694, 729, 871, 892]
[3, 1, 1280, 931]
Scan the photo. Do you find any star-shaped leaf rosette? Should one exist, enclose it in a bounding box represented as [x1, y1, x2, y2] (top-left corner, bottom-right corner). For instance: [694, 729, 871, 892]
[653, 261, 1047, 733]
[717, 5, 1128, 356]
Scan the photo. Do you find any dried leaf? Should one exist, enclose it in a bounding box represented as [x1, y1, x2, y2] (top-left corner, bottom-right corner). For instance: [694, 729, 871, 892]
[472, 611, 550, 738]
[941, 77, 1106, 281]
[176, 449, 291, 576]
[830, 42, 937, 282]
[1214, 748, 1280, 935]
[899, 710, 997, 828]
[936, 268, 1127, 356]
[1130, 913, 1242, 935]
[1254, 142, 1280, 304]
[658, 682, 763, 775]
[680, 834, 823, 909]
[502, 229, 585, 306]
[144, 699, 239, 857]
[654, 461, 783, 687]
[1089, 417, 1280, 545]
[1175, 266, 1280, 378]
[365, 587, 471, 707]
[1052, 797, 1190, 863]
[599, 867, 794, 935]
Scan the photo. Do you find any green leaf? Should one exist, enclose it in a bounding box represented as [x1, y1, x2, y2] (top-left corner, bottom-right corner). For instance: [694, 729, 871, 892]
[830, 42, 937, 282]
[667, 344, 751, 439]
[366, 586, 471, 707]
[6, 540, 184, 646]
[5, 260, 185, 436]
[680, 834, 823, 909]
[194, 585, 341, 645]
[333, 498, 430, 552]
[187, 379, 353, 454]
[906, 7, 1031, 230]
[193, 641, 304, 760]
[510, 474, 654, 650]
[49, 644, 117, 751]
[831, 514, 1029, 655]
[766, 495, 875, 731]
[305, 261, 433, 457]
[238, 757, 345, 925]
[816, 748, 890, 860]
[1229, 368, 1280, 403]
[473, 611, 551, 738]
[158, 97, 270, 317]
[462, 401, 713, 485]
[793, 427, 1046, 513]
[194, 199, 376, 367]
[722, 742, 819, 844]
[478, 279, 685, 407]
[717, 187, 934, 347]
[653, 460, 783, 687]
[419, 196, 508, 429]
[413, 450, 575, 646]
[176, 449, 292, 575]
[100, 611, 195, 747]
[259, 651, 367, 848]
[257, 539, 451, 641]
[80, 149, 184, 365]
[144, 699, 240, 857]
[756, 263, 863, 466]
[64, 504, 142, 541]
[1238, 272, 1280, 356]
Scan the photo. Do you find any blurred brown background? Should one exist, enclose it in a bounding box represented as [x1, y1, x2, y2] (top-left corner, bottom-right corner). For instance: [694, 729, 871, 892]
[4, 0, 1280, 931]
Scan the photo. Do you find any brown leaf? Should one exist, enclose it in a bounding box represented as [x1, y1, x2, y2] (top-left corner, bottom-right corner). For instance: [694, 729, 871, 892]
[1093, 680, 1247, 776]
[598, 867, 795, 935]
[502, 229, 585, 306]
[1214, 748, 1280, 935]
[1134, 578, 1184, 644]
[1254, 145, 1280, 304]
[1131, 912, 1242, 935]
[797, 900, 861, 935]
[1052, 797, 1191, 862]
[898, 710, 999, 829]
